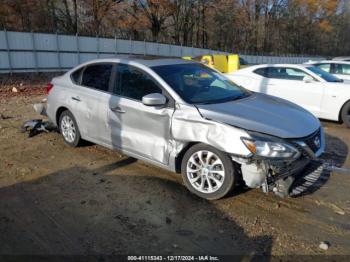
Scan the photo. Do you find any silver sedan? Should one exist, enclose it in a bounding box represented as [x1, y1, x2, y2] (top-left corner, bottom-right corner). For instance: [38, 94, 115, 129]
[46, 56, 324, 200]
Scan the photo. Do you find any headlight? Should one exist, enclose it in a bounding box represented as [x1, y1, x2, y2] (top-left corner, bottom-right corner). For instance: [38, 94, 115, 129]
[241, 137, 300, 159]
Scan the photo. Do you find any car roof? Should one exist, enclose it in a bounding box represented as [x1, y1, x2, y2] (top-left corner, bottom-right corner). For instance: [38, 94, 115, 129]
[307, 60, 350, 65]
[74, 55, 196, 68]
[332, 56, 350, 61]
[247, 64, 311, 70]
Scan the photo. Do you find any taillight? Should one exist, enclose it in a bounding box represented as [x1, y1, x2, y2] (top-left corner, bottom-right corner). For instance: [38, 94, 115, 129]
[46, 83, 53, 94]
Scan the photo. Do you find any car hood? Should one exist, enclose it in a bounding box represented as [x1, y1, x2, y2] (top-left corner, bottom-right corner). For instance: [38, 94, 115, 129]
[195, 93, 320, 139]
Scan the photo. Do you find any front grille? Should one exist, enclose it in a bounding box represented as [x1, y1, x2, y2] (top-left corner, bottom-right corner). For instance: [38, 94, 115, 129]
[293, 143, 311, 159]
[303, 129, 321, 153]
[289, 128, 322, 158]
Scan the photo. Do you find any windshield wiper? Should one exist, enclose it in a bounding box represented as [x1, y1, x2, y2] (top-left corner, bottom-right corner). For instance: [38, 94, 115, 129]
[232, 93, 250, 101]
[194, 93, 250, 105]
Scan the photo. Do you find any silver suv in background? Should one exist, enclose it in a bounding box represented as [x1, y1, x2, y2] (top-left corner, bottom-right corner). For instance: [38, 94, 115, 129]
[46, 57, 325, 200]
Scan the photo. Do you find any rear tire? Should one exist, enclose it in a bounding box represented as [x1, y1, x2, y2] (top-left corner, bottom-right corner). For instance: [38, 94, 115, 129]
[341, 101, 350, 128]
[58, 110, 82, 147]
[181, 143, 236, 200]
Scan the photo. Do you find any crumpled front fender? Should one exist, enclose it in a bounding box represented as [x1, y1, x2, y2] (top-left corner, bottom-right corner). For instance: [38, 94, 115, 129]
[170, 103, 252, 157]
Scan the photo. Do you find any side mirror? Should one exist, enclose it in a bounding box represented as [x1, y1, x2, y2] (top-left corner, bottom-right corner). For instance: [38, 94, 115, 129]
[303, 75, 315, 83]
[142, 93, 167, 106]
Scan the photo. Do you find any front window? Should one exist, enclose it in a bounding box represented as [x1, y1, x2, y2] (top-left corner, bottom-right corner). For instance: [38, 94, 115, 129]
[255, 67, 315, 81]
[114, 64, 163, 100]
[307, 66, 343, 82]
[266, 67, 312, 81]
[152, 63, 250, 104]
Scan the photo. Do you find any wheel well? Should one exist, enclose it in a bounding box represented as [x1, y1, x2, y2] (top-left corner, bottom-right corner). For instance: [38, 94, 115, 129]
[339, 99, 350, 122]
[174, 142, 198, 173]
[56, 107, 69, 126]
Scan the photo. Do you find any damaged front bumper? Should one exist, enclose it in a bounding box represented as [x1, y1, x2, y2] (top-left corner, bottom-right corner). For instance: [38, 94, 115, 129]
[233, 128, 325, 197]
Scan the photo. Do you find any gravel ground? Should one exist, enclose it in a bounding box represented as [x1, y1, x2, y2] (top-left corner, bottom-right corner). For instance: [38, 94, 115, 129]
[0, 88, 349, 257]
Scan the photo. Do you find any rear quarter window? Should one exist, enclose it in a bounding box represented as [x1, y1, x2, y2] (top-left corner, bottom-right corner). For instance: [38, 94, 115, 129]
[71, 67, 84, 85]
[253, 68, 267, 77]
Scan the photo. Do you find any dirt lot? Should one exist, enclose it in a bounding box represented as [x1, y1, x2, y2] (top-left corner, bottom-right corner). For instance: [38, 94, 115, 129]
[0, 87, 349, 257]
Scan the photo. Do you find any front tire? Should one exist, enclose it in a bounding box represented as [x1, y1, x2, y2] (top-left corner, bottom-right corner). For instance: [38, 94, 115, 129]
[181, 143, 236, 200]
[59, 110, 82, 147]
[341, 101, 350, 128]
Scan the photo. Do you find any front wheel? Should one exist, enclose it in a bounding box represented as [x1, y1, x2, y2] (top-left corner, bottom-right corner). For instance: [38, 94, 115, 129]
[181, 143, 236, 200]
[341, 101, 350, 128]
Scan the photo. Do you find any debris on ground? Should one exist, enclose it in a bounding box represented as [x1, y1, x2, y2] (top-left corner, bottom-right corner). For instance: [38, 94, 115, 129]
[20, 119, 57, 137]
[0, 113, 12, 120]
[330, 204, 346, 216]
[0, 86, 45, 98]
[313, 200, 346, 216]
[12, 87, 18, 93]
[98, 178, 106, 184]
[319, 241, 330, 251]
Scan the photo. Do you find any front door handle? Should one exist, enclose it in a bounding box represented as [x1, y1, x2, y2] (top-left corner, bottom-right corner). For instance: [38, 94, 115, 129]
[71, 96, 81, 102]
[110, 106, 126, 113]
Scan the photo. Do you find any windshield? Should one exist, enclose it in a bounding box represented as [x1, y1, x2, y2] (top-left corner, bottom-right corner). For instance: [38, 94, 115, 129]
[307, 66, 343, 82]
[152, 63, 250, 104]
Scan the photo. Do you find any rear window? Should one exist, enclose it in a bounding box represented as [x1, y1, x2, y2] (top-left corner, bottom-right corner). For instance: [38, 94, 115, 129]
[81, 64, 113, 91]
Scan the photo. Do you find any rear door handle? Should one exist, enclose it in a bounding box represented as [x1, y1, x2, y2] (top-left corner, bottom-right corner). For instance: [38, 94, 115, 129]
[110, 106, 126, 113]
[71, 96, 81, 102]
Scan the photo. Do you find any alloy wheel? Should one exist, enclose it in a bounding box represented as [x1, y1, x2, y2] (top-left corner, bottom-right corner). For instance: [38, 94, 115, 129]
[61, 115, 76, 143]
[186, 150, 225, 194]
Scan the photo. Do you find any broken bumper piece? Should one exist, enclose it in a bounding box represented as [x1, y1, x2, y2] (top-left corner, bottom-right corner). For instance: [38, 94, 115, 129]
[33, 99, 47, 116]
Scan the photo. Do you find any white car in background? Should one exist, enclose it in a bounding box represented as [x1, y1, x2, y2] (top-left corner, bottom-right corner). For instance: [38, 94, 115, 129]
[225, 64, 350, 127]
[305, 60, 350, 82]
[332, 57, 350, 62]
